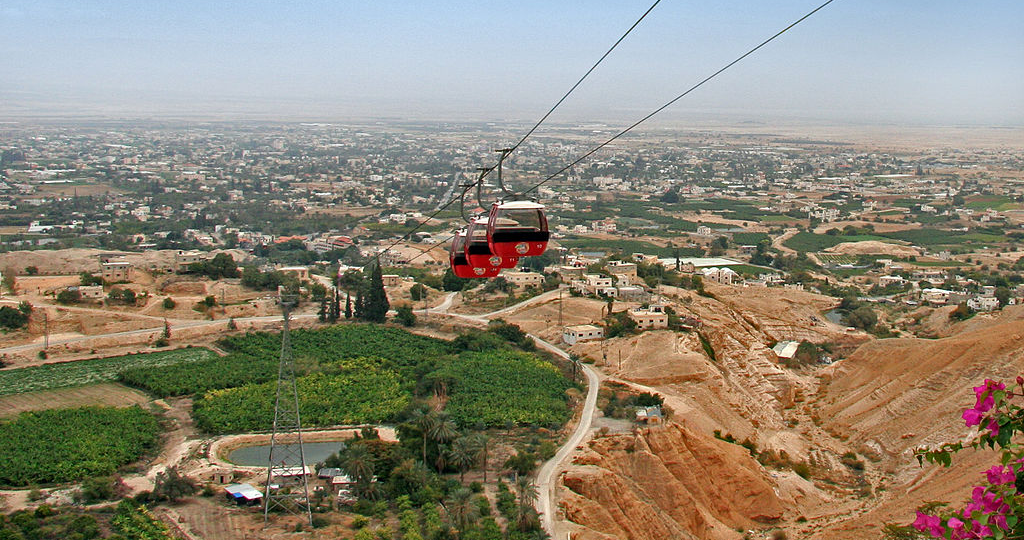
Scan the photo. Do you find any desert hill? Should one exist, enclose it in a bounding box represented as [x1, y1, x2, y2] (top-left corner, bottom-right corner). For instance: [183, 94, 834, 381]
[561, 423, 784, 540]
[500, 283, 1024, 538]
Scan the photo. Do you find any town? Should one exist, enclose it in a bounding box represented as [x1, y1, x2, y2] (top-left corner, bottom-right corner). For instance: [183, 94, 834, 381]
[2, 119, 1024, 540]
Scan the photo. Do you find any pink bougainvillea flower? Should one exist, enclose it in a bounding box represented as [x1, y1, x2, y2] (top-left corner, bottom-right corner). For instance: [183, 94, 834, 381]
[985, 465, 1016, 485]
[973, 379, 1005, 412]
[913, 512, 944, 538]
[985, 418, 1000, 437]
[963, 407, 985, 427]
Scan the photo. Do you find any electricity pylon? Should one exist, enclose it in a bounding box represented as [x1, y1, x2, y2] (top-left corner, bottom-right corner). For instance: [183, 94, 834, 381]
[263, 297, 313, 527]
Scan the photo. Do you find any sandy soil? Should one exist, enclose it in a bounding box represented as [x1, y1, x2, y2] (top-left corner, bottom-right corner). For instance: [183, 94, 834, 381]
[825, 240, 921, 257]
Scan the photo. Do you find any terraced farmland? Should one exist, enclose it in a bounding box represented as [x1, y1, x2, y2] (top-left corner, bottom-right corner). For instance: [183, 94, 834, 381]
[0, 347, 217, 396]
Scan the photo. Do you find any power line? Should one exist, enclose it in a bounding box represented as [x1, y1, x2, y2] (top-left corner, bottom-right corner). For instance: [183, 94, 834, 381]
[371, 0, 661, 264]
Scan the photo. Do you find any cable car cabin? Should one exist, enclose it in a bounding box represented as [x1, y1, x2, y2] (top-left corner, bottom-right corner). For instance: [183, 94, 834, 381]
[487, 201, 549, 258]
[466, 218, 518, 270]
[450, 230, 499, 278]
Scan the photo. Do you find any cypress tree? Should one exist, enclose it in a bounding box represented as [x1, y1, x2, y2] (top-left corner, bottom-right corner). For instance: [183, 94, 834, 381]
[344, 293, 352, 319]
[361, 264, 390, 323]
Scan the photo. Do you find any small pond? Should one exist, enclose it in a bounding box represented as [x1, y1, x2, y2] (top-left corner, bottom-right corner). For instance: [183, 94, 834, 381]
[824, 309, 843, 325]
[226, 441, 347, 467]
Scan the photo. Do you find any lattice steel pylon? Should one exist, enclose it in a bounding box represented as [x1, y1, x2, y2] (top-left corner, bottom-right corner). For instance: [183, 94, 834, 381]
[263, 297, 313, 526]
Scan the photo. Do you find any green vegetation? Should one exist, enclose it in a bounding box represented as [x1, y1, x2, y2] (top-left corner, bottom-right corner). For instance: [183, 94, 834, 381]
[112, 501, 177, 540]
[120, 324, 450, 397]
[0, 347, 217, 396]
[965, 195, 1018, 211]
[558, 238, 700, 258]
[698, 332, 717, 361]
[0, 507, 109, 540]
[0, 305, 29, 329]
[193, 358, 410, 434]
[125, 323, 571, 434]
[0, 406, 159, 486]
[731, 232, 771, 245]
[430, 351, 572, 428]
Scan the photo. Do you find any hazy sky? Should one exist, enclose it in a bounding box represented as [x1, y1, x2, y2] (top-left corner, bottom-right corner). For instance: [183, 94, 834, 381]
[2, 1, 1022, 125]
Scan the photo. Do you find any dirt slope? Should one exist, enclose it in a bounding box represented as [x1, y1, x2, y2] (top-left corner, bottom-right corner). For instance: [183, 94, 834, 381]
[561, 423, 784, 540]
[804, 318, 1024, 537]
[511, 282, 1024, 538]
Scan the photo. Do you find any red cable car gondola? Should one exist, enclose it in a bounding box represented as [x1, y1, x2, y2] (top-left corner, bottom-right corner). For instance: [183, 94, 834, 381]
[450, 229, 499, 278]
[466, 217, 518, 270]
[487, 201, 549, 258]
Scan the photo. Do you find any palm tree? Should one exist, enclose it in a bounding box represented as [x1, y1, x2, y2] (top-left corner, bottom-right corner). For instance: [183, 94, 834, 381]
[516, 475, 539, 532]
[445, 487, 479, 535]
[342, 444, 375, 497]
[447, 437, 476, 483]
[469, 433, 490, 483]
[409, 409, 439, 465]
[428, 414, 458, 471]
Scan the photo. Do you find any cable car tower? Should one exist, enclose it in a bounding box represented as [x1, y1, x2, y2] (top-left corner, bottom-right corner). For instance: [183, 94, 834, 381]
[263, 296, 313, 527]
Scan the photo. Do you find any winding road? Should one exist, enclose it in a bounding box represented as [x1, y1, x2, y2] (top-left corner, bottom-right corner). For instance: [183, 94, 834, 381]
[437, 289, 598, 539]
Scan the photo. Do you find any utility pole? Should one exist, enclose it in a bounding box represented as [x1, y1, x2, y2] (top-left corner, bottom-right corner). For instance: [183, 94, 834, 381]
[263, 297, 312, 527]
[558, 286, 563, 327]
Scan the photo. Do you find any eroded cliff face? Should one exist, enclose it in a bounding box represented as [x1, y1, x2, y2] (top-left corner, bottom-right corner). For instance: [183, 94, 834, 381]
[560, 423, 784, 540]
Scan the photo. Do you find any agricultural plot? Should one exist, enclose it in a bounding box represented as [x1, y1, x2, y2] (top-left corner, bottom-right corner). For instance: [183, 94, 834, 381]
[113, 501, 177, 540]
[430, 350, 573, 428]
[0, 347, 217, 396]
[816, 253, 859, 266]
[121, 324, 452, 397]
[125, 323, 572, 434]
[192, 358, 410, 434]
[0, 383, 150, 418]
[0, 405, 159, 486]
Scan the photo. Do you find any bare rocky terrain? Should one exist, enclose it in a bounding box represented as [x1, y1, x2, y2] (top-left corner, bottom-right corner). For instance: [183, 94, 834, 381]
[498, 282, 1023, 539]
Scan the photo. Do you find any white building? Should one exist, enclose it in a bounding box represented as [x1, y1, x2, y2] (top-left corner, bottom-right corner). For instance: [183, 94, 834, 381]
[967, 296, 1000, 312]
[772, 340, 800, 361]
[700, 267, 739, 285]
[921, 288, 953, 305]
[502, 271, 543, 289]
[629, 304, 668, 330]
[563, 324, 604, 345]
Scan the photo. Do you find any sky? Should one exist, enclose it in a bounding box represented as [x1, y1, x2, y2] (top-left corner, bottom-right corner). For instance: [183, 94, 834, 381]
[1, 0, 1022, 125]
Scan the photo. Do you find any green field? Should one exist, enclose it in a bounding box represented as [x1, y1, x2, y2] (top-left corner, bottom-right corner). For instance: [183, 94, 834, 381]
[0, 406, 159, 486]
[724, 264, 774, 276]
[192, 358, 411, 434]
[559, 238, 701, 258]
[124, 323, 573, 434]
[731, 232, 771, 245]
[965, 195, 1018, 211]
[120, 324, 451, 397]
[429, 351, 572, 428]
[0, 347, 217, 397]
[816, 253, 860, 265]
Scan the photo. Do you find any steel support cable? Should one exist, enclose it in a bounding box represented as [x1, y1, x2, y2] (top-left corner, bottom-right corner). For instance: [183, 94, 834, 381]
[372, 0, 662, 264]
[520, 0, 837, 197]
[401, 0, 838, 266]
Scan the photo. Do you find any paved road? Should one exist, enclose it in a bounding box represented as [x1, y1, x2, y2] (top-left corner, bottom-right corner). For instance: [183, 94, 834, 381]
[439, 293, 597, 539]
[532, 335, 598, 540]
